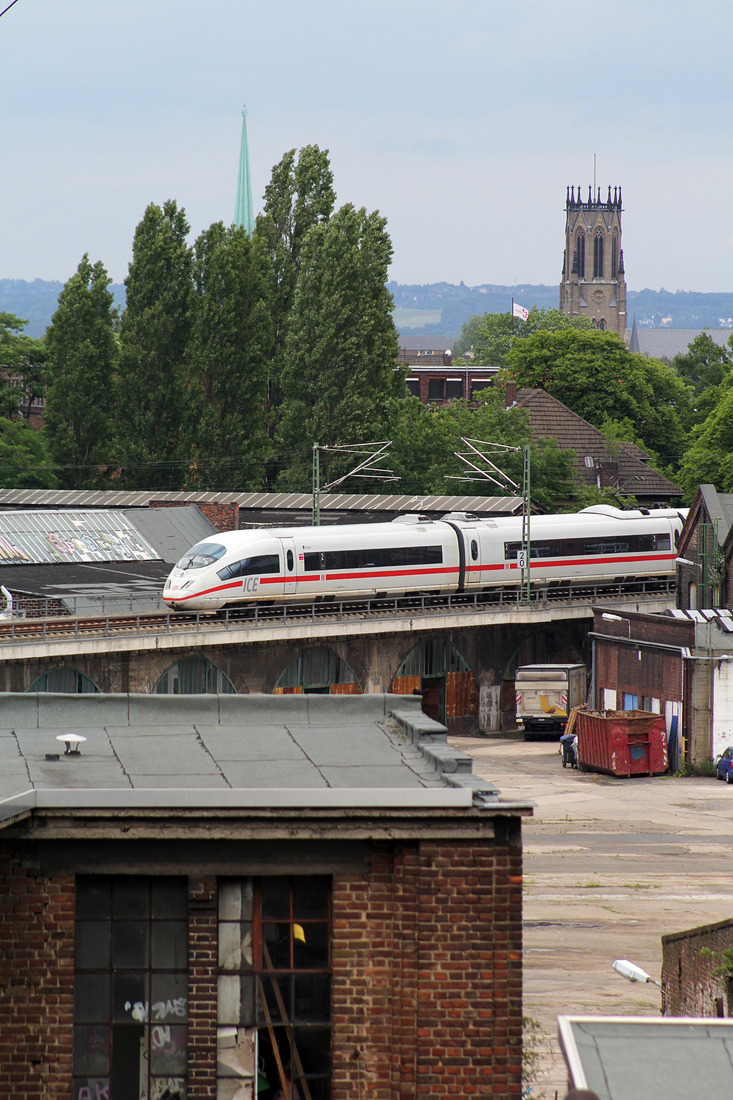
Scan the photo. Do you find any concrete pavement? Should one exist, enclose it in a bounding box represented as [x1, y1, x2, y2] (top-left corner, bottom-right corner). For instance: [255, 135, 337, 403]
[454, 735, 733, 1100]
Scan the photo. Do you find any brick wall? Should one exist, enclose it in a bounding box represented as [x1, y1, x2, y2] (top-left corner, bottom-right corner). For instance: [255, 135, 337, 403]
[0, 831, 523, 1100]
[5, 591, 69, 619]
[0, 847, 74, 1100]
[331, 835, 524, 1099]
[662, 918, 733, 1017]
[187, 876, 218, 1100]
[149, 499, 240, 532]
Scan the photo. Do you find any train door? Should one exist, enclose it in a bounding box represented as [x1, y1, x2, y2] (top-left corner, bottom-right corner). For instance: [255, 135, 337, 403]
[282, 537, 297, 597]
[464, 529, 482, 589]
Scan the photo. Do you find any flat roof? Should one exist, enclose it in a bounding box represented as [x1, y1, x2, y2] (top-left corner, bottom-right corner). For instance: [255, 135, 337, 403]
[0, 693, 530, 823]
[558, 1015, 733, 1100]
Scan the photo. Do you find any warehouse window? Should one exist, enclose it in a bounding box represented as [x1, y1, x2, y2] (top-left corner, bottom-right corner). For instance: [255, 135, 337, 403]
[427, 378, 445, 401]
[74, 876, 189, 1100]
[218, 877, 331, 1100]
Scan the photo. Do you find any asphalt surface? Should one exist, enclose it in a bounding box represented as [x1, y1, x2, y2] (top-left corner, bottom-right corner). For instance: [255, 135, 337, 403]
[452, 735, 733, 1100]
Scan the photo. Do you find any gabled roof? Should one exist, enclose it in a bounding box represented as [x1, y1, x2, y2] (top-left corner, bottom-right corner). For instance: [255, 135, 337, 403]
[0, 693, 531, 831]
[677, 484, 733, 560]
[515, 388, 683, 500]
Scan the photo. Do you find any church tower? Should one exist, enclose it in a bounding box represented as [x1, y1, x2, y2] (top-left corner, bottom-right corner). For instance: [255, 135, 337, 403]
[559, 185, 628, 339]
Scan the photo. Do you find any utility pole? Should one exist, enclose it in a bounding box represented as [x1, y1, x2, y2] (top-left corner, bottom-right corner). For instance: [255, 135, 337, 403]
[311, 441, 397, 526]
[449, 438, 532, 604]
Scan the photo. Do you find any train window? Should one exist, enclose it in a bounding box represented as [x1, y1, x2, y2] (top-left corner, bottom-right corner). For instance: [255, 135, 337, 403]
[504, 533, 668, 561]
[177, 543, 227, 570]
[471, 540, 478, 561]
[226, 555, 280, 578]
[304, 545, 443, 572]
[287, 549, 294, 571]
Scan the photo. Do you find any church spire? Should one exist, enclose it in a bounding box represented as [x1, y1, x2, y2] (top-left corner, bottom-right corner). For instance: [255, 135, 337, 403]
[233, 106, 254, 234]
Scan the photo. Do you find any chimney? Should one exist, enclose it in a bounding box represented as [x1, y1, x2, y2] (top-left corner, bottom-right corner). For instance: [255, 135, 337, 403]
[505, 380, 517, 408]
[599, 461, 619, 488]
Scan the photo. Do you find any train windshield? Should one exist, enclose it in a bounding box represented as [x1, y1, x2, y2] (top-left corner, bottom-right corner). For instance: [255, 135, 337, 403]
[176, 543, 228, 570]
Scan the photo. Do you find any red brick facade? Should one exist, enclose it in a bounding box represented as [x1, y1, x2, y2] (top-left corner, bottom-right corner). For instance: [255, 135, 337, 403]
[149, 499, 240, 532]
[0, 851, 75, 1099]
[0, 834, 524, 1100]
[662, 918, 733, 1018]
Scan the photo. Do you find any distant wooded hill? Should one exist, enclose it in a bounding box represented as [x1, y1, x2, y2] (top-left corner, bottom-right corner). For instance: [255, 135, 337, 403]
[390, 282, 733, 345]
[0, 279, 126, 337]
[1, 277, 732, 341]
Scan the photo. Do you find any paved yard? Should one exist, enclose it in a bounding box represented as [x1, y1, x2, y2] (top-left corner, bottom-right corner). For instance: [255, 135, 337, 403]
[453, 735, 733, 1099]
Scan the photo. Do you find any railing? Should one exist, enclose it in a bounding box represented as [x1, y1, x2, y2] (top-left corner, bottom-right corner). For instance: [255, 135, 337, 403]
[0, 577, 676, 646]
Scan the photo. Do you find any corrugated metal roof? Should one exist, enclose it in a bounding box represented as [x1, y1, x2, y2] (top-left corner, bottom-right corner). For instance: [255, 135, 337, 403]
[0, 489, 523, 515]
[0, 510, 160, 565]
[122, 505, 216, 564]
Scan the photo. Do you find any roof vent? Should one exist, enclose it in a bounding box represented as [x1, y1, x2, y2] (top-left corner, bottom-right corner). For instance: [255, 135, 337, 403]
[392, 514, 431, 524]
[56, 733, 87, 756]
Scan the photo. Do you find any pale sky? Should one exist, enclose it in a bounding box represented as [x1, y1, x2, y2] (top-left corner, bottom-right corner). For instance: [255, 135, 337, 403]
[2, 0, 732, 292]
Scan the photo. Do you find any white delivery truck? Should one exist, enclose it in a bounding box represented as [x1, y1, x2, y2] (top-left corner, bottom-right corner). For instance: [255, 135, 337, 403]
[515, 663, 587, 740]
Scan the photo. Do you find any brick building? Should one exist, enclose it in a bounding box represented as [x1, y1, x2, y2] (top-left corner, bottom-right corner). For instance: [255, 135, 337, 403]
[0, 692, 530, 1100]
[590, 605, 733, 767]
[676, 484, 733, 611]
[506, 385, 683, 507]
[662, 918, 733, 1018]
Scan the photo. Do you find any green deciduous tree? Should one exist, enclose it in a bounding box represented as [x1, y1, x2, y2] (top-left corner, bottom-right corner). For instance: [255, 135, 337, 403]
[44, 254, 118, 487]
[255, 145, 335, 433]
[387, 390, 577, 509]
[0, 312, 42, 419]
[456, 306, 594, 365]
[672, 331, 733, 425]
[505, 328, 691, 468]
[276, 203, 403, 489]
[116, 200, 193, 488]
[0, 418, 58, 488]
[678, 383, 733, 498]
[185, 222, 273, 489]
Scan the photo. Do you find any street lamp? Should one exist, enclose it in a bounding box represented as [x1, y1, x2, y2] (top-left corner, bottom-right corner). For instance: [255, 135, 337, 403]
[612, 958, 661, 988]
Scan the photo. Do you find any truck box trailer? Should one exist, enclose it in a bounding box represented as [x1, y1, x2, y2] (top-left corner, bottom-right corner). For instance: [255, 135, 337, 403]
[515, 663, 587, 740]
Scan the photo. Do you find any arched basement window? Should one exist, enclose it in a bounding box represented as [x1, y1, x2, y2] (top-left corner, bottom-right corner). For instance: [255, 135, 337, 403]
[27, 668, 100, 693]
[274, 647, 361, 695]
[153, 657, 236, 694]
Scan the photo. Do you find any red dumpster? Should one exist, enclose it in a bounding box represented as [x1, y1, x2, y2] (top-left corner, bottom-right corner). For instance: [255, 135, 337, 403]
[575, 709, 668, 777]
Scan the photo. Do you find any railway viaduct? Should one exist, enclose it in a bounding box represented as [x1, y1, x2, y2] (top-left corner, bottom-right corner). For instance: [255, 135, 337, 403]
[0, 590, 674, 731]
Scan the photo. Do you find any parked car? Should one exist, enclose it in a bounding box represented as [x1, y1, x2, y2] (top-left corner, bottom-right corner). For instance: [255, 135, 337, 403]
[716, 747, 733, 783]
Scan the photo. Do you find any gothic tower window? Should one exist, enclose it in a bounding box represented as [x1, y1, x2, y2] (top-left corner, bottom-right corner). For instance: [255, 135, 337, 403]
[593, 232, 604, 278]
[612, 232, 619, 279]
[575, 232, 585, 278]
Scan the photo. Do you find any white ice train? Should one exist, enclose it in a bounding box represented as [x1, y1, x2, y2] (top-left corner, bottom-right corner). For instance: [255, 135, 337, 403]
[162, 505, 685, 612]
